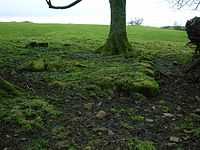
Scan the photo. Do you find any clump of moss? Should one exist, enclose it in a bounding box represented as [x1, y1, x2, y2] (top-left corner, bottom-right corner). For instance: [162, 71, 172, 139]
[1, 97, 60, 130]
[111, 107, 145, 123]
[49, 81, 67, 88]
[19, 58, 47, 72]
[192, 128, 200, 138]
[128, 138, 156, 150]
[25, 138, 49, 150]
[46, 60, 159, 97]
[90, 62, 159, 97]
[95, 72, 159, 97]
[19, 57, 88, 72]
[131, 115, 145, 122]
[115, 72, 159, 96]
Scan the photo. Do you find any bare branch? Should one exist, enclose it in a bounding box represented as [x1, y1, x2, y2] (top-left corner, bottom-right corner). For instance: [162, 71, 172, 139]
[172, 0, 200, 9]
[46, 0, 82, 9]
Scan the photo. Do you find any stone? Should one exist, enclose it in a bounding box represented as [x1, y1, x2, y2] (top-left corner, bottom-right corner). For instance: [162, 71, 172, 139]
[163, 113, 174, 117]
[20, 138, 27, 141]
[19, 59, 46, 72]
[173, 61, 178, 65]
[84, 146, 92, 150]
[169, 136, 180, 143]
[145, 119, 154, 123]
[84, 103, 93, 110]
[195, 96, 200, 102]
[194, 108, 200, 115]
[152, 106, 156, 110]
[6, 135, 10, 138]
[93, 127, 107, 132]
[96, 110, 107, 119]
[182, 136, 190, 140]
[108, 130, 115, 136]
[176, 106, 181, 111]
[183, 129, 193, 134]
[194, 108, 200, 113]
[166, 143, 176, 147]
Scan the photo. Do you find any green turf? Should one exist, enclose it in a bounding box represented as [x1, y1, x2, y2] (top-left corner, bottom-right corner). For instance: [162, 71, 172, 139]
[0, 22, 195, 149]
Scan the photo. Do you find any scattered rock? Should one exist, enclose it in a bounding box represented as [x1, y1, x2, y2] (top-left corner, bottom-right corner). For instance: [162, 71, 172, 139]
[97, 102, 103, 107]
[84, 103, 93, 110]
[176, 106, 181, 111]
[182, 136, 190, 140]
[194, 108, 200, 115]
[183, 129, 193, 134]
[93, 127, 107, 132]
[6, 135, 11, 138]
[169, 136, 180, 143]
[93, 127, 107, 135]
[173, 61, 178, 65]
[163, 113, 174, 117]
[177, 114, 183, 117]
[84, 146, 92, 150]
[166, 143, 176, 147]
[108, 130, 115, 136]
[20, 138, 27, 141]
[96, 110, 107, 119]
[19, 59, 47, 72]
[195, 96, 200, 102]
[152, 106, 156, 110]
[145, 118, 154, 123]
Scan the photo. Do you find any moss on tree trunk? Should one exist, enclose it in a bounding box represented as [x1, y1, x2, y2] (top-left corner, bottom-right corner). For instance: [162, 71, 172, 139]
[98, 0, 132, 55]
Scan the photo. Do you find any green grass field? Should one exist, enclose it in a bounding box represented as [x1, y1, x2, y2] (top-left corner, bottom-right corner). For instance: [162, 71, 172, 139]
[0, 22, 191, 68]
[0, 22, 199, 149]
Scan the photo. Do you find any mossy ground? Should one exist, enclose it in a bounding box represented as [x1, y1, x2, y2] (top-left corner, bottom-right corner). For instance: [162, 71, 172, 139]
[0, 22, 199, 149]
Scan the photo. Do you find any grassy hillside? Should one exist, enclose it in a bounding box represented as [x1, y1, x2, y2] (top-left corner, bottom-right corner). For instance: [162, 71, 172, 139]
[0, 22, 199, 150]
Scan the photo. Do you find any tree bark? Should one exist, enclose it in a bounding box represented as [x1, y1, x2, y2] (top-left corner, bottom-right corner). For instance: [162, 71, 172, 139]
[98, 0, 132, 55]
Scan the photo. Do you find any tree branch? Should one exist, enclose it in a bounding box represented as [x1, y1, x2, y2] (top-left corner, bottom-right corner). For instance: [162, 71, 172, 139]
[172, 0, 200, 9]
[46, 0, 82, 9]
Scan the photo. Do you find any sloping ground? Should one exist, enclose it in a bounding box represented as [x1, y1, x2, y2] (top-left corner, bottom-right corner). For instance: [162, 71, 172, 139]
[0, 23, 199, 150]
[0, 52, 200, 150]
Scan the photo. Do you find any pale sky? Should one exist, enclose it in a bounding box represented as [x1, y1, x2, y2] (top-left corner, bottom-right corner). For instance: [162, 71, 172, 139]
[0, 0, 199, 27]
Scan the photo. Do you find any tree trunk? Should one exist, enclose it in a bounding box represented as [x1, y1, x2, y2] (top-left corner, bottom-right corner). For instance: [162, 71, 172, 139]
[98, 0, 132, 55]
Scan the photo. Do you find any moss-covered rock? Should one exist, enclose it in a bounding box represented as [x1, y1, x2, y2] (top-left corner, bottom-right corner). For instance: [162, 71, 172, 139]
[3, 97, 60, 130]
[132, 77, 159, 96]
[45, 60, 159, 97]
[98, 71, 159, 97]
[19, 59, 47, 72]
[49, 81, 67, 88]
